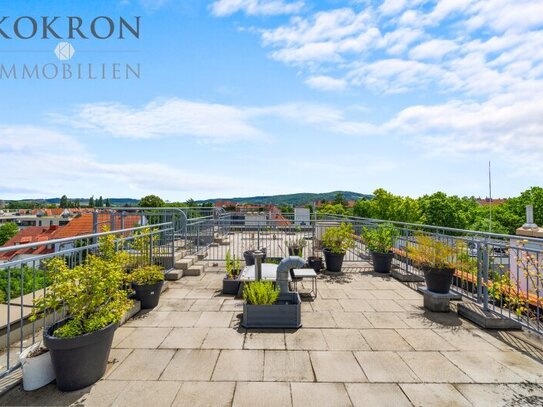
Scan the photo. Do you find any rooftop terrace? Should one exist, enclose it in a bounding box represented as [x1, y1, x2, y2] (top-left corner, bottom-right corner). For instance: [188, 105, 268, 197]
[0, 210, 542, 406]
[2, 261, 543, 406]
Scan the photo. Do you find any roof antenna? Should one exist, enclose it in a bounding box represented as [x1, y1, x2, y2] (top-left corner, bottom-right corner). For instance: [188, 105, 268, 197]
[488, 161, 492, 233]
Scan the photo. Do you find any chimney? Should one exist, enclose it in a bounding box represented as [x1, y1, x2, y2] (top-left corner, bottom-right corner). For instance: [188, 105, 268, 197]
[522, 205, 538, 230]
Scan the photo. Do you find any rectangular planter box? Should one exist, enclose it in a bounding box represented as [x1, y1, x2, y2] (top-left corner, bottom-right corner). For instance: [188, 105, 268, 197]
[222, 278, 241, 295]
[242, 292, 302, 329]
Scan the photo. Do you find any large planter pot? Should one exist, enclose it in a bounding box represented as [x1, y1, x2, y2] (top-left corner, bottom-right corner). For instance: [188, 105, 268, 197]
[242, 292, 301, 329]
[20, 343, 55, 391]
[323, 249, 345, 272]
[243, 249, 267, 266]
[423, 267, 455, 294]
[370, 251, 394, 273]
[44, 320, 117, 391]
[287, 246, 303, 257]
[307, 256, 323, 273]
[223, 277, 240, 295]
[133, 280, 164, 309]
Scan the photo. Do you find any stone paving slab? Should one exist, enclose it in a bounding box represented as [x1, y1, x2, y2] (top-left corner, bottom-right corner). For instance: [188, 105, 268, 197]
[345, 383, 412, 407]
[263, 350, 314, 382]
[401, 383, 472, 406]
[310, 351, 367, 382]
[172, 381, 235, 407]
[3, 267, 543, 406]
[291, 383, 352, 407]
[233, 382, 291, 407]
[161, 349, 220, 381]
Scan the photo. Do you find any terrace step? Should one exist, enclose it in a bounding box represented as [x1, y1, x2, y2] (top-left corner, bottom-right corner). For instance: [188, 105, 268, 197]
[174, 256, 195, 271]
[165, 270, 183, 280]
[220, 239, 231, 246]
[197, 252, 208, 261]
[185, 263, 206, 276]
[458, 302, 522, 330]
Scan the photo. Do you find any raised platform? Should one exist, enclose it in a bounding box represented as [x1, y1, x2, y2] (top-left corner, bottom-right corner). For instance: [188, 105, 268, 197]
[458, 302, 522, 330]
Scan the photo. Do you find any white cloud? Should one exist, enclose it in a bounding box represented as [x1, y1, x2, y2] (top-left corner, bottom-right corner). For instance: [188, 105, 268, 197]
[379, 0, 407, 16]
[55, 99, 267, 143]
[348, 59, 444, 93]
[409, 39, 458, 60]
[210, 0, 304, 17]
[0, 126, 242, 199]
[305, 75, 347, 91]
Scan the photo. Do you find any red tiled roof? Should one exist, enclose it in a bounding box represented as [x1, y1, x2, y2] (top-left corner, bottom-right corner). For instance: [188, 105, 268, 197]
[0, 226, 59, 261]
[51, 213, 140, 239]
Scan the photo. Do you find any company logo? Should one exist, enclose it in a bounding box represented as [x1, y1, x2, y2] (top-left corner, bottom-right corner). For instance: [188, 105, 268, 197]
[54, 42, 75, 60]
[0, 16, 141, 80]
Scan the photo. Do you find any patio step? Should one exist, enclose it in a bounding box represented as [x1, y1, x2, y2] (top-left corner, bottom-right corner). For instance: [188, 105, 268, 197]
[174, 255, 197, 271]
[197, 252, 208, 261]
[185, 263, 206, 276]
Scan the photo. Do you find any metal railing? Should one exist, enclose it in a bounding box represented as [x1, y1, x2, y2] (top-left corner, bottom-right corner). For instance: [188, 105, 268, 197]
[0, 222, 174, 378]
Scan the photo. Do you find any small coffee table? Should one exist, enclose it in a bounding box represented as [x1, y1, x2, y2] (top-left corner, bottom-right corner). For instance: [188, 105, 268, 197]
[291, 268, 318, 299]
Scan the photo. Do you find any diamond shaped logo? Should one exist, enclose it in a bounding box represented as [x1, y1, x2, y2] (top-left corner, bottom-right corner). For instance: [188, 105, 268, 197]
[54, 42, 75, 61]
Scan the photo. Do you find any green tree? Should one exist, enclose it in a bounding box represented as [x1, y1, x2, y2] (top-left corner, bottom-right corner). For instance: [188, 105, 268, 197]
[333, 192, 347, 207]
[59, 195, 69, 209]
[318, 203, 346, 215]
[105, 198, 111, 207]
[97, 196, 104, 207]
[139, 195, 165, 208]
[88, 196, 95, 208]
[0, 222, 19, 245]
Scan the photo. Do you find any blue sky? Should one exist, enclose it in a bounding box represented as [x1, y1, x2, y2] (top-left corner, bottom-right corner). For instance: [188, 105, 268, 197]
[1, 0, 542, 201]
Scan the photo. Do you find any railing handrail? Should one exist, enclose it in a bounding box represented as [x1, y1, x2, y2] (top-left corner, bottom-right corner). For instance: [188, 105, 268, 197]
[317, 213, 543, 244]
[0, 222, 174, 253]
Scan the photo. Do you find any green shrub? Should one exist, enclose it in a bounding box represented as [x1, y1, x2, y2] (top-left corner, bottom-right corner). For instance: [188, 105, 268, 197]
[225, 250, 241, 279]
[31, 233, 133, 338]
[243, 281, 280, 305]
[0, 265, 49, 304]
[322, 223, 355, 254]
[362, 223, 399, 254]
[130, 265, 164, 285]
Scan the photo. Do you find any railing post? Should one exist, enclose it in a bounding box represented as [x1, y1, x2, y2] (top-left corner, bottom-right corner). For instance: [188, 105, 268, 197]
[149, 232, 154, 266]
[196, 223, 200, 253]
[476, 242, 483, 304]
[482, 241, 490, 311]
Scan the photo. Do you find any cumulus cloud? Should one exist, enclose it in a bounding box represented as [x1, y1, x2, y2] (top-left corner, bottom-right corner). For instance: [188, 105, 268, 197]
[305, 75, 347, 91]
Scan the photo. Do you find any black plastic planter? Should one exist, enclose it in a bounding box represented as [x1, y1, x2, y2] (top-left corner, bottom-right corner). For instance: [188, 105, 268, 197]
[223, 277, 240, 295]
[423, 267, 455, 294]
[308, 256, 323, 273]
[243, 249, 267, 266]
[44, 320, 116, 392]
[133, 281, 164, 309]
[242, 292, 301, 329]
[370, 251, 394, 273]
[323, 249, 345, 272]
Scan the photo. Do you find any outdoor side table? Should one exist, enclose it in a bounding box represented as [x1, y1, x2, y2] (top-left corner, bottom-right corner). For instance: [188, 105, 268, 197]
[291, 268, 318, 299]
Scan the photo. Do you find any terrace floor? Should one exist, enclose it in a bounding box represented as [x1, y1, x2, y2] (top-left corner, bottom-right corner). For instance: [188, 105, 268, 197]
[2, 262, 543, 406]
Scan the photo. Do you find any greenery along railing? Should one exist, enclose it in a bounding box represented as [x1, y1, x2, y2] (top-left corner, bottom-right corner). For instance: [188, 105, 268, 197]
[318, 214, 543, 333]
[0, 222, 175, 379]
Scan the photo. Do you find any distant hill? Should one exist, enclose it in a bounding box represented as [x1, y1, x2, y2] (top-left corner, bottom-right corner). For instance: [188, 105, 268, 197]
[195, 191, 371, 206]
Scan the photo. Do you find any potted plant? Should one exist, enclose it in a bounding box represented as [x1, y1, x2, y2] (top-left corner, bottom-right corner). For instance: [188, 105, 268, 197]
[321, 223, 355, 272]
[307, 256, 323, 273]
[130, 265, 165, 309]
[243, 247, 267, 266]
[241, 280, 301, 329]
[19, 342, 55, 391]
[286, 237, 306, 257]
[362, 223, 399, 273]
[408, 234, 457, 294]
[31, 233, 133, 391]
[223, 250, 242, 295]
